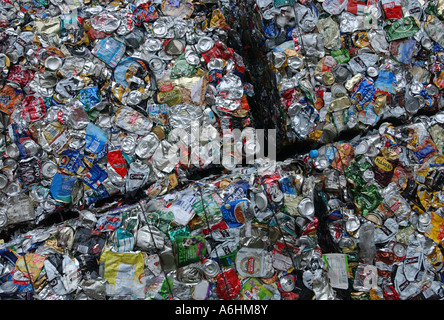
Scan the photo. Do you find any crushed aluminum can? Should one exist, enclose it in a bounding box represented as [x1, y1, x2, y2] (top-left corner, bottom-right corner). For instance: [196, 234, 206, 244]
[5, 143, 20, 159]
[177, 265, 205, 285]
[148, 56, 165, 74]
[366, 66, 379, 78]
[91, 13, 121, 34]
[164, 39, 185, 56]
[277, 273, 296, 292]
[196, 36, 215, 53]
[0, 173, 8, 189]
[393, 243, 406, 262]
[44, 56, 63, 71]
[201, 258, 220, 278]
[135, 133, 160, 159]
[297, 197, 315, 220]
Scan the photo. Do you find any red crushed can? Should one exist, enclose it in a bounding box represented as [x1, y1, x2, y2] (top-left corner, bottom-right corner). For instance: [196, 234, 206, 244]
[107, 149, 128, 178]
[22, 95, 47, 122]
[216, 268, 241, 300]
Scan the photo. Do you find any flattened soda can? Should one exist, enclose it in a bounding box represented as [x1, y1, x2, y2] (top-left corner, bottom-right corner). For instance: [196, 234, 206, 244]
[44, 56, 63, 71]
[0, 173, 8, 189]
[3, 158, 17, 171]
[196, 36, 215, 53]
[331, 83, 347, 98]
[421, 37, 433, 50]
[4, 180, 21, 197]
[393, 243, 406, 262]
[202, 258, 220, 278]
[41, 160, 58, 179]
[21, 139, 40, 157]
[121, 134, 137, 155]
[366, 66, 379, 78]
[148, 56, 165, 74]
[277, 274, 296, 292]
[298, 197, 315, 220]
[185, 50, 200, 66]
[177, 266, 204, 285]
[5, 143, 20, 159]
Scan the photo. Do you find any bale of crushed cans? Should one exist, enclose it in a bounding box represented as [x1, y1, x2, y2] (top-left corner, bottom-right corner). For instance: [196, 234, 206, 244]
[0, 0, 260, 231]
[1, 0, 444, 302]
[230, 0, 444, 155]
[2, 111, 444, 301]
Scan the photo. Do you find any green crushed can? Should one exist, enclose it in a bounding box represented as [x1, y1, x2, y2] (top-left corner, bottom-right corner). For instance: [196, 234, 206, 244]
[331, 49, 351, 64]
[384, 16, 420, 42]
[352, 184, 382, 216]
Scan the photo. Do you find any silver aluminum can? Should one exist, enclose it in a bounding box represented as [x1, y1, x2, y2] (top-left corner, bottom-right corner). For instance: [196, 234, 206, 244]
[135, 133, 160, 159]
[421, 36, 433, 50]
[254, 191, 268, 212]
[196, 36, 214, 53]
[287, 56, 304, 71]
[159, 249, 177, 273]
[29, 185, 48, 203]
[152, 19, 169, 38]
[410, 82, 424, 96]
[366, 66, 379, 78]
[393, 243, 406, 261]
[0, 208, 7, 228]
[331, 83, 348, 98]
[3, 158, 17, 171]
[165, 39, 184, 56]
[121, 134, 137, 155]
[108, 169, 125, 187]
[404, 95, 421, 114]
[144, 37, 163, 52]
[71, 179, 84, 206]
[148, 56, 165, 74]
[6, 50, 19, 65]
[279, 274, 295, 292]
[362, 169, 375, 182]
[44, 56, 63, 71]
[354, 140, 369, 155]
[42, 199, 56, 212]
[268, 183, 284, 203]
[417, 212, 432, 231]
[333, 64, 351, 84]
[185, 50, 200, 66]
[41, 160, 58, 179]
[207, 58, 224, 70]
[338, 236, 356, 250]
[177, 266, 204, 285]
[426, 84, 439, 97]
[271, 51, 287, 69]
[91, 13, 121, 33]
[126, 90, 143, 106]
[5, 143, 20, 159]
[4, 180, 21, 197]
[0, 173, 8, 189]
[21, 139, 39, 157]
[345, 215, 361, 234]
[298, 197, 315, 219]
